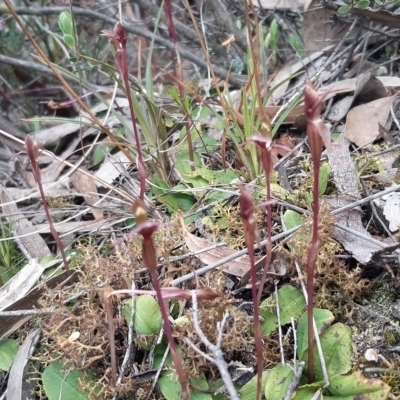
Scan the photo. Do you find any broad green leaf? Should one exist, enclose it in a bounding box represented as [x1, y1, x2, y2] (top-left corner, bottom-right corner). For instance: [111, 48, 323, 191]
[91, 144, 112, 167]
[151, 176, 180, 213]
[259, 309, 279, 336]
[283, 210, 302, 231]
[158, 369, 212, 400]
[63, 34, 75, 48]
[297, 308, 335, 359]
[183, 175, 209, 190]
[292, 385, 322, 400]
[0, 339, 18, 371]
[264, 364, 295, 400]
[271, 183, 291, 198]
[319, 163, 331, 195]
[194, 135, 219, 153]
[42, 360, 98, 400]
[328, 371, 390, 399]
[155, 353, 212, 399]
[172, 187, 197, 212]
[192, 167, 237, 185]
[338, 5, 351, 14]
[301, 323, 352, 381]
[122, 295, 162, 335]
[260, 285, 306, 336]
[204, 190, 232, 202]
[175, 150, 202, 179]
[356, 0, 370, 9]
[59, 11, 73, 36]
[239, 371, 269, 400]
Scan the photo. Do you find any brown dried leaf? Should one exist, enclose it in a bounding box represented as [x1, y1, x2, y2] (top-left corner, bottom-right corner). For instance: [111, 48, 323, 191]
[178, 214, 253, 278]
[326, 134, 381, 263]
[327, 73, 386, 122]
[344, 95, 397, 148]
[71, 167, 103, 220]
[303, 0, 356, 54]
[183, 229, 252, 278]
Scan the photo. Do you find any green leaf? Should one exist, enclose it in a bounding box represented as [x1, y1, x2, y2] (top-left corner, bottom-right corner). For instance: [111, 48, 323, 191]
[122, 295, 162, 335]
[328, 371, 390, 399]
[192, 167, 237, 185]
[158, 369, 213, 400]
[155, 353, 213, 399]
[319, 163, 331, 195]
[172, 185, 197, 212]
[271, 183, 291, 199]
[338, 5, 351, 14]
[175, 150, 202, 180]
[260, 285, 306, 336]
[151, 176, 180, 213]
[283, 210, 302, 231]
[239, 371, 269, 400]
[297, 308, 335, 359]
[264, 364, 295, 400]
[42, 360, 99, 400]
[301, 323, 352, 381]
[292, 384, 323, 400]
[0, 339, 19, 371]
[63, 34, 75, 49]
[59, 11, 73, 36]
[356, 0, 370, 9]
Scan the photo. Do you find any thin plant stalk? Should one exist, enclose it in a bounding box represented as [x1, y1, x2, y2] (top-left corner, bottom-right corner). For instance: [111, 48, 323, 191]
[251, 136, 280, 305]
[239, 189, 263, 400]
[163, 0, 194, 171]
[103, 284, 117, 388]
[258, 157, 273, 305]
[102, 22, 146, 201]
[23, 136, 69, 273]
[304, 80, 331, 383]
[133, 210, 189, 400]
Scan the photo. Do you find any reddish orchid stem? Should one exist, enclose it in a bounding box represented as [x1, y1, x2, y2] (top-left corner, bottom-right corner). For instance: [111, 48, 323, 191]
[163, 0, 194, 171]
[303, 80, 331, 383]
[136, 219, 189, 400]
[163, 0, 183, 90]
[257, 166, 273, 305]
[240, 190, 263, 400]
[103, 289, 117, 388]
[103, 23, 146, 201]
[307, 164, 320, 383]
[24, 136, 69, 274]
[148, 260, 189, 399]
[249, 243, 263, 400]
